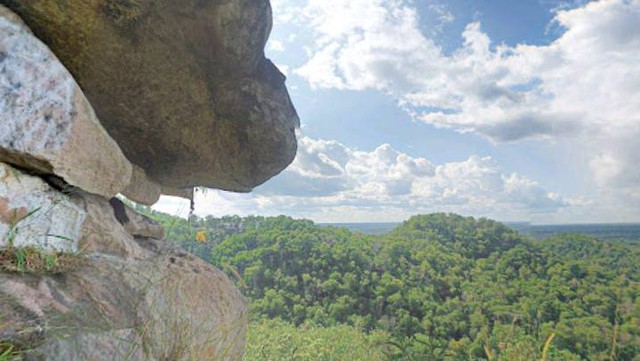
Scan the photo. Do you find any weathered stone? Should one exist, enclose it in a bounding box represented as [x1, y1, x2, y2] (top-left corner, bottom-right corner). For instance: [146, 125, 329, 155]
[77, 194, 148, 259]
[122, 199, 165, 240]
[121, 165, 162, 206]
[1, 175, 247, 360]
[2, 0, 299, 192]
[0, 162, 85, 252]
[0, 162, 160, 258]
[0, 242, 247, 360]
[43, 329, 145, 361]
[0, 6, 132, 198]
[161, 186, 195, 201]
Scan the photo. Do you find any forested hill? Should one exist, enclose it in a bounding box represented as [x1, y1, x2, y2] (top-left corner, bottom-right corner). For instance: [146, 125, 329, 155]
[142, 208, 640, 360]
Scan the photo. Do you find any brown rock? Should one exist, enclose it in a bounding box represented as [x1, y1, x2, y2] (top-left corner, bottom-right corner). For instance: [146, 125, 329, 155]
[0, 6, 132, 198]
[76, 194, 148, 259]
[161, 186, 195, 201]
[121, 198, 165, 240]
[0, 162, 149, 258]
[0, 242, 247, 360]
[1, 175, 247, 360]
[2, 0, 299, 192]
[121, 165, 162, 206]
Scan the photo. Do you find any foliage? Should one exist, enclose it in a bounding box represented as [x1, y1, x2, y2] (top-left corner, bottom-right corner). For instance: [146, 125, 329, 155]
[131, 203, 269, 262]
[157, 212, 640, 360]
[244, 319, 388, 361]
[0, 344, 17, 361]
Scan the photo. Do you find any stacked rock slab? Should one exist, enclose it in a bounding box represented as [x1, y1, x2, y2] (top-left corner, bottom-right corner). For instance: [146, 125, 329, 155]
[0, 163, 247, 360]
[0, 1, 304, 358]
[0, 6, 131, 199]
[2, 0, 300, 193]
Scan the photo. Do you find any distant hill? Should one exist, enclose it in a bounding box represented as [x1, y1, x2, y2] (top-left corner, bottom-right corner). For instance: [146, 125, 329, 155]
[319, 222, 399, 235]
[143, 211, 639, 361]
[508, 223, 640, 242]
[324, 220, 640, 242]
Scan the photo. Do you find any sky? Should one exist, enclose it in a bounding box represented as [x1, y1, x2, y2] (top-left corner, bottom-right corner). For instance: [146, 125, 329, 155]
[154, 0, 640, 224]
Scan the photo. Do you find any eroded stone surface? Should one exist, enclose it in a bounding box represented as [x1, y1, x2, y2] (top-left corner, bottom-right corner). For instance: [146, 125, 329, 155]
[0, 162, 85, 252]
[0, 162, 161, 258]
[0, 243, 247, 361]
[121, 165, 162, 206]
[76, 194, 148, 259]
[0, 6, 132, 198]
[0, 167, 247, 360]
[122, 204, 165, 240]
[2, 0, 299, 192]
[161, 186, 195, 201]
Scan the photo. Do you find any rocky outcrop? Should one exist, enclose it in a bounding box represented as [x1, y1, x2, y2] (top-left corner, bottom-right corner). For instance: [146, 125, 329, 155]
[2, 0, 300, 192]
[0, 0, 296, 358]
[0, 162, 248, 360]
[0, 7, 132, 199]
[1, 246, 247, 360]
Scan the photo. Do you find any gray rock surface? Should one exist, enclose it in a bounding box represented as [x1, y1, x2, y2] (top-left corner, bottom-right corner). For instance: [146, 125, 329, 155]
[0, 163, 247, 360]
[1, 0, 299, 192]
[0, 242, 248, 361]
[0, 6, 132, 198]
[0, 162, 85, 252]
[0, 1, 295, 358]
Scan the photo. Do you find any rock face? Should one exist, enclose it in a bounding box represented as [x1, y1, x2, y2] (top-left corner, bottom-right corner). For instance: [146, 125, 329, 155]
[0, 162, 85, 253]
[0, 1, 296, 358]
[0, 240, 248, 361]
[0, 163, 248, 360]
[0, 7, 132, 199]
[1, 0, 300, 192]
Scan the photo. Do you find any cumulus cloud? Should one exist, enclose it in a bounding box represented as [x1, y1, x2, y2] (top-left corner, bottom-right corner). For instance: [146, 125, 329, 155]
[152, 0, 640, 222]
[155, 135, 569, 222]
[289, 0, 640, 206]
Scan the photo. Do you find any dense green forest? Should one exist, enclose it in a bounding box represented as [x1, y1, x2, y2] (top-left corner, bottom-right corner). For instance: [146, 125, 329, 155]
[138, 205, 640, 360]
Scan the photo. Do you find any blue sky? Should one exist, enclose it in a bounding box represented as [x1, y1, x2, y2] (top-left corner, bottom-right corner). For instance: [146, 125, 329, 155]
[155, 0, 640, 224]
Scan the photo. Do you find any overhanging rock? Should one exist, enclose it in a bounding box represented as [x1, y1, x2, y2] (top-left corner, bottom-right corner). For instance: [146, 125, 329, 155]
[2, 0, 300, 193]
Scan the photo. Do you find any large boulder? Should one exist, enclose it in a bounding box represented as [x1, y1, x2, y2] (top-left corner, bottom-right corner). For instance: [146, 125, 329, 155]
[1, 0, 300, 192]
[0, 6, 132, 198]
[0, 162, 248, 360]
[0, 242, 248, 360]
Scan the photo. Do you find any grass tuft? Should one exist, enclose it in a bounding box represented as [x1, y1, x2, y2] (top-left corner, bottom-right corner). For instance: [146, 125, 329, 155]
[0, 343, 19, 361]
[0, 246, 84, 274]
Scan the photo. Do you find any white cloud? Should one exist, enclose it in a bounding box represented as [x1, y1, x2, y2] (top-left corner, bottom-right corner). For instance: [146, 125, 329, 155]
[268, 39, 285, 52]
[270, 0, 300, 25]
[429, 3, 454, 24]
[153, 0, 640, 223]
[155, 135, 570, 222]
[289, 0, 640, 209]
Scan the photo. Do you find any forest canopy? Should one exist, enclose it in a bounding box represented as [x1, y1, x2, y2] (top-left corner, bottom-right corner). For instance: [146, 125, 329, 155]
[143, 208, 639, 361]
